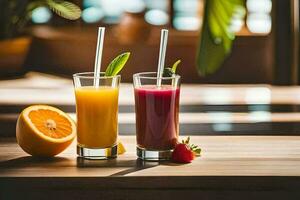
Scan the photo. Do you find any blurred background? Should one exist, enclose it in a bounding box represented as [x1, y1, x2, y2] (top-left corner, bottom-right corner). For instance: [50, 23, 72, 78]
[1, 0, 284, 83]
[0, 0, 300, 136]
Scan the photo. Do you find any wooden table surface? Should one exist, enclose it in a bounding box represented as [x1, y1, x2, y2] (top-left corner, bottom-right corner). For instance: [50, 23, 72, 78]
[1, 136, 300, 199]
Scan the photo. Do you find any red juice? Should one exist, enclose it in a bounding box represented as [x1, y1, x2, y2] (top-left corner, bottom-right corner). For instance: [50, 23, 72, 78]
[134, 85, 180, 150]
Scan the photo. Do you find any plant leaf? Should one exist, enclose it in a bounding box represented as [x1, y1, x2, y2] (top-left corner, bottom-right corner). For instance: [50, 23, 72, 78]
[105, 52, 130, 76]
[47, 0, 81, 20]
[171, 59, 181, 73]
[196, 0, 246, 75]
[163, 68, 173, 77]
[163, 59, 181, 77]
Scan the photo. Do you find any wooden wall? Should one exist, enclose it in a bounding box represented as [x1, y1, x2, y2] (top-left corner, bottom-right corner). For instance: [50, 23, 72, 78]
[25, 26, 273, 84]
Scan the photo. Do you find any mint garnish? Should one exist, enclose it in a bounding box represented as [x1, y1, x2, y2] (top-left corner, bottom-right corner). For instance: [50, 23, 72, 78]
[171, 59, 181, 73]
[163, 59, 181, 77]
[105, 52, 130, 76]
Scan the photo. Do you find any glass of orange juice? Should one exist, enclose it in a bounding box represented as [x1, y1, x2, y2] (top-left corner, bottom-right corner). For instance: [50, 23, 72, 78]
[73, 72, 120, 159]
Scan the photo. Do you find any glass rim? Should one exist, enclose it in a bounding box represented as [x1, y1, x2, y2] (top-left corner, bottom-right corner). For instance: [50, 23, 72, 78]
[133, 72, 181, 80]
[73, 72, 121, 79]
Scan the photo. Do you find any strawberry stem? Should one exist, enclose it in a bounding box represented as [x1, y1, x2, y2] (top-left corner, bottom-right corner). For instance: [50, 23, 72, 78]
[180, 137, 201, 157]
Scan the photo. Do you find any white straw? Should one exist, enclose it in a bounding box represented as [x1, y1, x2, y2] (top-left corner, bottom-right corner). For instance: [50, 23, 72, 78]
[93, 27, 105, 87]
[156, 29, 168, 86]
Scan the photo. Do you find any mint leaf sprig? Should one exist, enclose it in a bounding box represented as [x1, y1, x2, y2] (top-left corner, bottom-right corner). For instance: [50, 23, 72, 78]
[163, 60, 181, 77]
[105, 52, 130, 76]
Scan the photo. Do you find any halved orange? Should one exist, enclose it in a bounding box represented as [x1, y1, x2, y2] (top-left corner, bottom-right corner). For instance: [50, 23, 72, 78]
[16, 105, 76, 157]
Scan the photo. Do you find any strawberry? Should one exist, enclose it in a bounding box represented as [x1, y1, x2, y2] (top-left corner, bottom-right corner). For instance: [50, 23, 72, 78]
[172, 143, 194, 163]
[171, 137, 201, 163]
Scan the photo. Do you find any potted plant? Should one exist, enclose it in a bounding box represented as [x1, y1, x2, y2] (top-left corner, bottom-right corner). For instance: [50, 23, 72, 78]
[0, 0, 81, 77]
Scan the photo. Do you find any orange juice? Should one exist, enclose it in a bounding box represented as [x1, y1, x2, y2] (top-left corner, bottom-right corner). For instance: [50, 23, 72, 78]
[75, 86, 119, 148]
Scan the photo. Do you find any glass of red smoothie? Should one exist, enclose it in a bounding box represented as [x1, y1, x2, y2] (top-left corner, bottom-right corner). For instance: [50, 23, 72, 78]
[133, 72, 180, 161]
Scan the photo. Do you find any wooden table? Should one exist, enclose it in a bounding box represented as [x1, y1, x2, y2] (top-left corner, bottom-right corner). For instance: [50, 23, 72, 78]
[1, 136, 300, 199]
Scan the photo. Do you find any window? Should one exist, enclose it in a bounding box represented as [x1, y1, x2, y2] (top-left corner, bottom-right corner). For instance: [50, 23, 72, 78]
[30, 0, 273, 35]
[31, 6, 52, 24]
[82, 0, 169, 25]
[172, 0, 203, 30]
[246, 0, 272, 34]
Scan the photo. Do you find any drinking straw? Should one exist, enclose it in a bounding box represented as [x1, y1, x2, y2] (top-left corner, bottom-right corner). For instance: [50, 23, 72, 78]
[93, 27, 105, 87]
[156, 29, 169, 86]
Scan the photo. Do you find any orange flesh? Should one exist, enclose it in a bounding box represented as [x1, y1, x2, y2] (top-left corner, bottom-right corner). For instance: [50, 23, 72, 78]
[28, 109, 72, 139]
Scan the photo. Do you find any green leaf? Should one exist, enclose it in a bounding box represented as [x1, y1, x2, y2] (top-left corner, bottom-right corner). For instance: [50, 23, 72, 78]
[105, 52, 130, 76]
[172, 60, 181, 74]
[171, 60, 181, 73]
[47, 0, 81, 20]
[163, 68, 174, 77]
[163, 60, 181, 77]
[197, 0, 246, 75]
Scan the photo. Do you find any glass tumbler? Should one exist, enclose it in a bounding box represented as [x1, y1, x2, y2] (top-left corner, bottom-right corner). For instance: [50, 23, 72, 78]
[73, 72, 120, 159]
[133, 72, 181, 161]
